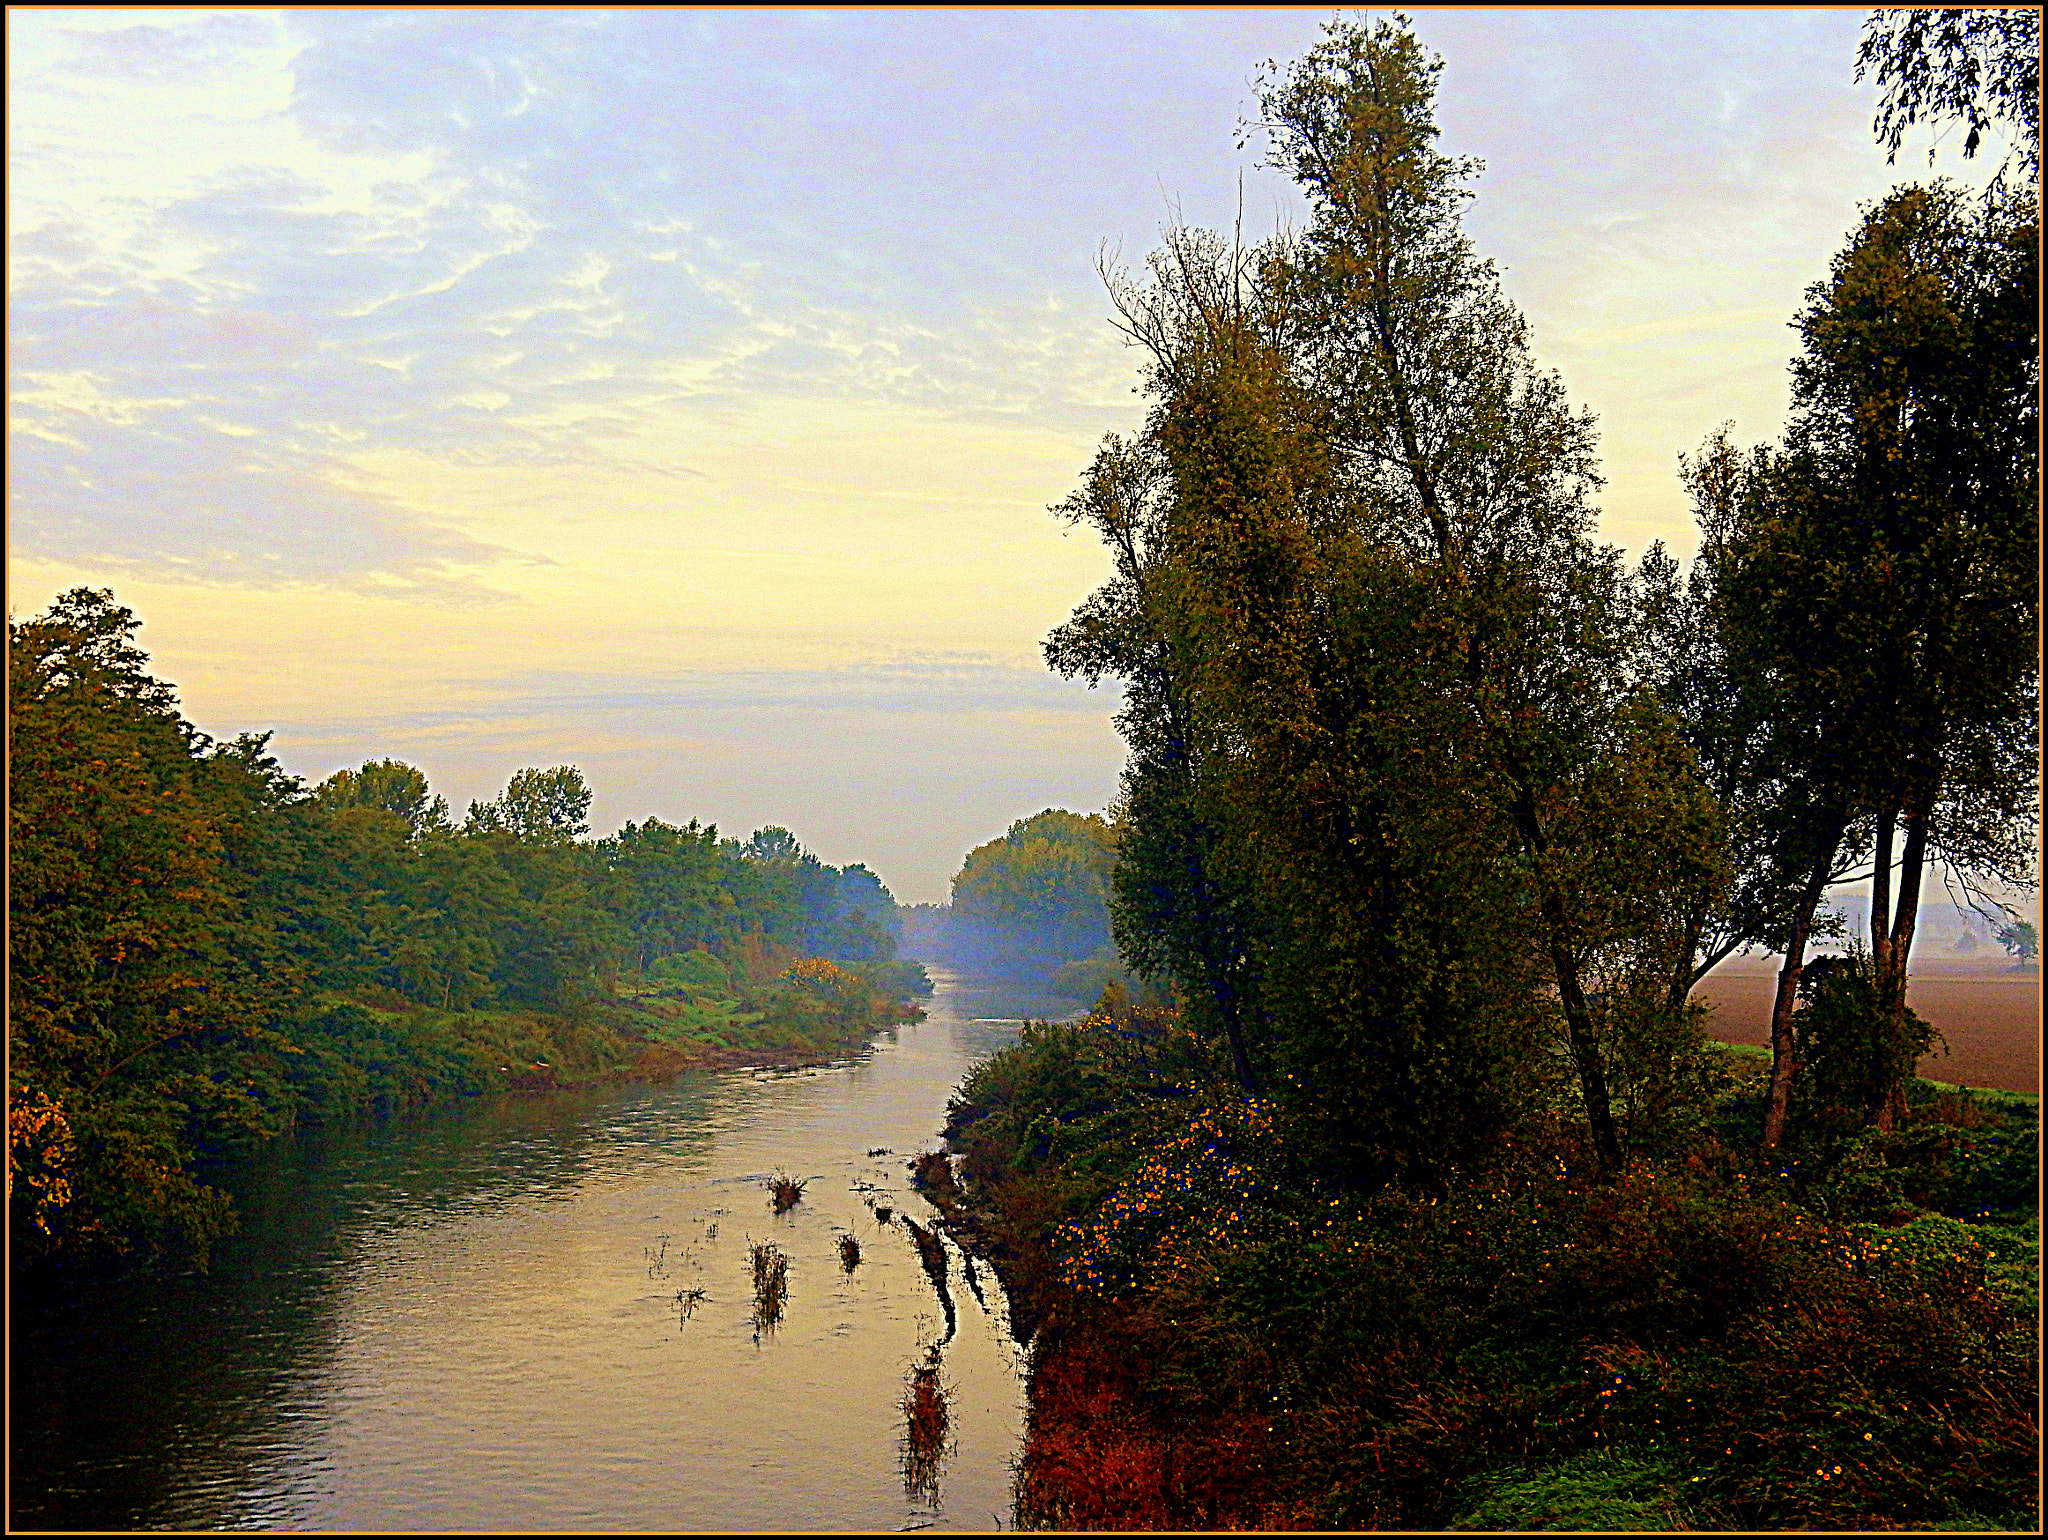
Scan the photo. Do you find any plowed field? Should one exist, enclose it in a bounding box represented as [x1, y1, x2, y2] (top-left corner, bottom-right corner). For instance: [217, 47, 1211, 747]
[1694, 960, 2041, 1094]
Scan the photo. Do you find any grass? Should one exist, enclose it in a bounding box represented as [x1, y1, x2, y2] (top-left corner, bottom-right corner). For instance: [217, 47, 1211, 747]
[1713, 1041, 2038, 1108]
[768, 1174, 808, 1213]
[900, 1349, 952, 1504]
[839, 1233, 863, 1272]
[748, 1241, 789, 1331]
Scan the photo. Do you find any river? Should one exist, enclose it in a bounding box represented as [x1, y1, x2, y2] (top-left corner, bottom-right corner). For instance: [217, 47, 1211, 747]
[10, 969, 1062, 1533]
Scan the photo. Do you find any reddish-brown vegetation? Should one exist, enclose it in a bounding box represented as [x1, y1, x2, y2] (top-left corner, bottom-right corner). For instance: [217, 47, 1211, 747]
[900, 1352, 952, 1503]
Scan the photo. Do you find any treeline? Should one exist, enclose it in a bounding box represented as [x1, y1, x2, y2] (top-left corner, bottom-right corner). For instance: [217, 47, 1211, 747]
[944, 11, 2039, 1531]
[8, 589, 926, 1263]
[901, 809, 1133, 995]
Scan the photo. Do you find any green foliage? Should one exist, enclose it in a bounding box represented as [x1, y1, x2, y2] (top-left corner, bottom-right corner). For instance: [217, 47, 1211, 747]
[951, 809, 1117, 959]
[1044, 13, 1731, 1176]
[1047, 952, 1159, 1005]
[973, 15, 2038, 1534]
[1793, 948, 1942, 1138]
[279, 1001, 498, 1119]
[957, 1028, 2039, 1531]
[1784, 1078, 2041, 1224]
[466, 764, 592, 843]
[643, 947, 732, 996]
[1450, 1450, 1700, 1532]
[9, 590, 300, 1259]
[860, 956, 935, 1001]
[7, 589, 921, 1265]
[1858, 6, 2040, 187]
[1994, 919, 2037, 962]
[314, 758, 450, 838]
[734, 826, 904, 961]
[1710, 168, 2039, 1136]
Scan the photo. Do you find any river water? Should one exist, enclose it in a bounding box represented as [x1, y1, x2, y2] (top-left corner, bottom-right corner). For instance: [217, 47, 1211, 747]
[10, 969, 1061, 1533]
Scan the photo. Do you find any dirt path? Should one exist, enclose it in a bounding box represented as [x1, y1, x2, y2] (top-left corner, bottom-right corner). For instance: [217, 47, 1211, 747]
[1693, 962, 2041, 1094]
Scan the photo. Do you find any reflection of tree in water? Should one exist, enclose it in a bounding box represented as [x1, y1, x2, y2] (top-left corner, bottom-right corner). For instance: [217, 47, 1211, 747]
[900, 1345, 953, 1506]
[15, 1082, 728, 1532]
[960, 1249, 988, 1313]
[902, 1216, 956, 1344]
[898, 1215, 959, 1505]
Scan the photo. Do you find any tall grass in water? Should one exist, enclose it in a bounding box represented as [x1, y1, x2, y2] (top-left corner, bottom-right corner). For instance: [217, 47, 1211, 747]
[768, 1174, 807, 1213]
[838, 1232, 863, 1272]
[900, 1348, 952, 1504]
[902, 1215, 948, 1289]
[903, 1215, 959, 1344]
[748, 1241, 789, 1330]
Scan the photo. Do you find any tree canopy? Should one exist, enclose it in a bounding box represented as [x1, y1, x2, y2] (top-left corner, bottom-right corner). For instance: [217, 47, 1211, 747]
[951, 809, 1117, 954]
[8, 590, 918, 1262]
[1047, 15, 1728, 1175]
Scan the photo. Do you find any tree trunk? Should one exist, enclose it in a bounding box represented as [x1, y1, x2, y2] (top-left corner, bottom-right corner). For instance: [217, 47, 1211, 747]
[1761, 822, 1846, 1149]
[1869, 803, 1896, 977]
[1665, 880, 1714, 1020]
[1506, 784, 1623, 1174]
[1869, 803, 1930, 1130]
[1550, 930, 1623, 1173]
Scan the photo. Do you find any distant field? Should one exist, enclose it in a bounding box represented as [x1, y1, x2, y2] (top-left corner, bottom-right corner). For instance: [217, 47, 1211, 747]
[1694, 959, 2042, 1094]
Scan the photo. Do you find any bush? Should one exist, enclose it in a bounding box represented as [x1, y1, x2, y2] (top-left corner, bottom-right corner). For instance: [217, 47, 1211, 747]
[643, 948, 732, 995]
[964, 1015, 2040, 1533]
[860, 957, 935, 1000]
[283, 1001, 497, 1117]
[1794, 947, 1940, 1132]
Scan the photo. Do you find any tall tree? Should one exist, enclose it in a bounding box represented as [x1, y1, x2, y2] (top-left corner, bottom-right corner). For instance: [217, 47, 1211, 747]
[8, 591, 294, 1255]
[1047, 425, 1271, 1096]
[315, 758, 452, 839]
[1701, 11, 2040, 1149]
[951, 809, 1118, 958]
[1785, 181, 2036, 1130]
[1858, 6, 2040, 190]
[1051, 17, 1726, 1175]
[468, 764, 593, 844]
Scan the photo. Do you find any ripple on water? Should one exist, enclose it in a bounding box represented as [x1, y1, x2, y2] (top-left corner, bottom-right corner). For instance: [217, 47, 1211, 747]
[10, 974, 1027, 1533]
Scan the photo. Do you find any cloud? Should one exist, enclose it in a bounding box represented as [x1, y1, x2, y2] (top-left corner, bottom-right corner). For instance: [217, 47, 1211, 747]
[56, 14, 280, 83]
[11, 221, 103, 266]
[12, 8, 1987, 595]
[8, 393, 520, 600]
[459, 655, 1121, 718]
[12, 10, 1297, 592]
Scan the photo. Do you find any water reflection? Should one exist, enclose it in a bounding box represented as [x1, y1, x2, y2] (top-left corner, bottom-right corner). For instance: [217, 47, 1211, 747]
[10, 969, 1033, 1532]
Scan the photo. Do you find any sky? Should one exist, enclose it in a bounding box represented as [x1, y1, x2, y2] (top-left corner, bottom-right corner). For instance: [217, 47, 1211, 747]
[7, 7, 2007, 904]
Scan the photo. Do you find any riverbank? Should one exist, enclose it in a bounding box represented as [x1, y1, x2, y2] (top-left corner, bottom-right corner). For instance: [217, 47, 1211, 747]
[250, 957, 937, 1139]
[12, 957, 932, 1275]
[939, 1006, 2040, 1531]
[11, 972, 1027, 1532]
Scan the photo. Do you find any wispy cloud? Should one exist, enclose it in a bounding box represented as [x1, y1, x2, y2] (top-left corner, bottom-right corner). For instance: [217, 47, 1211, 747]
[55, 14, 281, 84]
[10, 7, 1975, 894]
